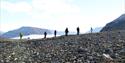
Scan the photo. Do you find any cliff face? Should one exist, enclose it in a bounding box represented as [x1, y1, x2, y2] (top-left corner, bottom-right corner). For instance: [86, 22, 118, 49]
[101, 14, 125, 32]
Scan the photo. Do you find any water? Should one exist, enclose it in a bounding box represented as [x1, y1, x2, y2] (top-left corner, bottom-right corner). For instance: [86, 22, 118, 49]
[11, 34, 61, 39]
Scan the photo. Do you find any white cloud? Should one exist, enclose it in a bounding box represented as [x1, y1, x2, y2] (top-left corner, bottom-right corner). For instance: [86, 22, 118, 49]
[32, 0, 80, 14]
[1, 0, 123, 32]
[1, 1, 32, 13]
[30, 0, 82, 31]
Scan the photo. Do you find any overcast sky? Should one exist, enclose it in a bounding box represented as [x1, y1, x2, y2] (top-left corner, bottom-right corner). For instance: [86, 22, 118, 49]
[0, 0, 124, 33]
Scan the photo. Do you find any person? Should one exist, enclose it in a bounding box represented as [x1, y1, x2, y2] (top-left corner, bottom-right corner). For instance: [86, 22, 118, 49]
[54, 30, 57, 37]
[65, 28, 69, 36]
[19, 32, 23, 39]
[27, 37, 30, 39]
[91, 27, 93, 33]
[44, 32, 47, 38]
[77, 27, 80, 35]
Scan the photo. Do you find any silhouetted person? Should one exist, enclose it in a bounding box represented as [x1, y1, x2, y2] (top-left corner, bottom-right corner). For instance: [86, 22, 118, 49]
[65, 28, 69, 36]
[44, 32, 47, 38]
[77, 27, 80, 35]
[54, 30, 57, 37]
[91, 27, 93, 33]
[28, 37, 30, 39]
[19, 32, 23, 39]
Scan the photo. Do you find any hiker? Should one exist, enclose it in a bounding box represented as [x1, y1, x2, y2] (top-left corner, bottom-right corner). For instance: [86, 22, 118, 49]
[65, 28, 69, 36]
[54, 30, 57, 37]
[27, 37, 30, 39]
[77, 27, 80, 35]
[19, 32, 23, 39]
[91, 27, 93, 33]
[44, 32, 47, 38]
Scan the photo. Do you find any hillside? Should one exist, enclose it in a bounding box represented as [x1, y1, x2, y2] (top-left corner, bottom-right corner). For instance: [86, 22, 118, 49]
[0, 26, 52, 38]
[0, 30, 125, 63]
[101, 14, 125, 32]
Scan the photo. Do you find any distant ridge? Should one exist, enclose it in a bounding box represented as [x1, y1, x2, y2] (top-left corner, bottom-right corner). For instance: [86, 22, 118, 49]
[101, 14, 125, 32]
[0, 26, 52, 38]
[0, 31, 4, 35]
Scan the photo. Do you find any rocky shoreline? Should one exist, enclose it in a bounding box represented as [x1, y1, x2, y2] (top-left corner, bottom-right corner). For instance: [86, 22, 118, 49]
[0, 31, 125, 63]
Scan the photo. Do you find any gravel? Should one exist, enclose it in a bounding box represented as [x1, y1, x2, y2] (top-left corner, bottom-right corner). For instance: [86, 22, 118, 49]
[0, 30, 125, 63]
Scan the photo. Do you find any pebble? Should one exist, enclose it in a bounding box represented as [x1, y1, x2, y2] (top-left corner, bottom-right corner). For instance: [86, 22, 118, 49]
[14, 58, 18, 61]
[0, 31, 125, 63]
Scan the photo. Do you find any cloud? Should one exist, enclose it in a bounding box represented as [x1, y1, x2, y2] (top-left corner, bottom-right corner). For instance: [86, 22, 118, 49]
[30, 0, 80, 20]
[0, 0, 105, 32]
[1, 0, 81, 22]
[1, 1, 32, 13]
[32, 0, 80, 14]
[30, 0, 82, 29]
[1, 0, 123, 32]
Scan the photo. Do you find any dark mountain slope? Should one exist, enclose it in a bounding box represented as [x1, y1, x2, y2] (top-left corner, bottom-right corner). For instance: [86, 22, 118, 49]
[101, 14, 125, 32]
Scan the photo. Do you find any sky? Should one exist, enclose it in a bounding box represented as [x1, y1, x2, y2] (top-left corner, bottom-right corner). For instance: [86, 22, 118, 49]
[0, 0, 125, 33]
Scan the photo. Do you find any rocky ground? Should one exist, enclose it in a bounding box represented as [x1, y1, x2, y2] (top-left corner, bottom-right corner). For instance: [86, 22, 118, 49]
[0, 30, 125, 63]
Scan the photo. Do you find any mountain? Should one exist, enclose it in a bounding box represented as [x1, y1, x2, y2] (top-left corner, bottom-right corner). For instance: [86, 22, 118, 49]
[0, 26, 52, 38]
[101, 14, 125, 32]
[0, 26, 77, 39]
